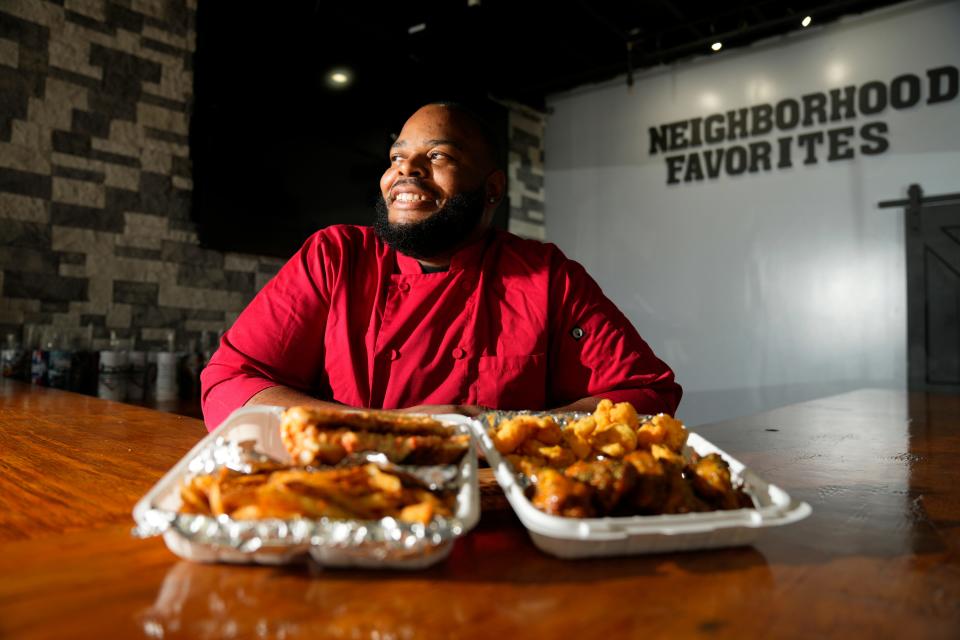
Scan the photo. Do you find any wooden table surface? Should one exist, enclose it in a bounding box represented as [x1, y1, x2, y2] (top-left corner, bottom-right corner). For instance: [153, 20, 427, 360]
[1, 380, 958, 639]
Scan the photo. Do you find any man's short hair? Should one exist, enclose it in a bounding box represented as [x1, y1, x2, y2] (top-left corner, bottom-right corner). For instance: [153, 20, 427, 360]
[425, 101, 503, 170]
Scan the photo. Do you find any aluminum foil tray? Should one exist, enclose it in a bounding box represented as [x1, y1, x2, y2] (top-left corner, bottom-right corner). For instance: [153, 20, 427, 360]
[132, 406, 480, 569]
[472, 410, 811, 558]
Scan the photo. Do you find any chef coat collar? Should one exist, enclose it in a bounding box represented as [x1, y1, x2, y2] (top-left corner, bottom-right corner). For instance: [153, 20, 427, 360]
[394, 228, 494, 275]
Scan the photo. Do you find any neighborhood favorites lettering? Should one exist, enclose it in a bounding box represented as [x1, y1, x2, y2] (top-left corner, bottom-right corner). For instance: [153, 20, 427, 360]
[649, 65, 958, 184]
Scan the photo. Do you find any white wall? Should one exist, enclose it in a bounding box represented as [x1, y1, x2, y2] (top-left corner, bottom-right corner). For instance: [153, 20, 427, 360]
[545, 0, 960, 426]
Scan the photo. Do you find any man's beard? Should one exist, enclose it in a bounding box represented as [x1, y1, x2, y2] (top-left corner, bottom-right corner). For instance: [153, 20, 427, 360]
[373, 185, 487, 260]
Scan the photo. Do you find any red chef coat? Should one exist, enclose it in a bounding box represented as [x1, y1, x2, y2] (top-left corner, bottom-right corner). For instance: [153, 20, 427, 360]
[200, 225, 681, 429]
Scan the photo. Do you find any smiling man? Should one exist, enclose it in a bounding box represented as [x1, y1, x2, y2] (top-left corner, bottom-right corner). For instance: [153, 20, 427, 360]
[200, 103, 681, 429]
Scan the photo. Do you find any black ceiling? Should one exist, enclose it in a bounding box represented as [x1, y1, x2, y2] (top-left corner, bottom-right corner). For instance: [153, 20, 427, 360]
[207, 0, 909, 112]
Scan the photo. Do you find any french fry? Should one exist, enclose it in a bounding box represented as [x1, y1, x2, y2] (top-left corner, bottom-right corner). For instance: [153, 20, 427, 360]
[179, 464, 455, 524]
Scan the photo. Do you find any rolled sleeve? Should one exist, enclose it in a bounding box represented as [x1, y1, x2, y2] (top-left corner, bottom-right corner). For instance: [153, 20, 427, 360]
[200, 365, 280, 430]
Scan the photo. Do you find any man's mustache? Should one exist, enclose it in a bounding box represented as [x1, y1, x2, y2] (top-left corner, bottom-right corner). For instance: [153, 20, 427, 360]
[390, 178, 437, 198]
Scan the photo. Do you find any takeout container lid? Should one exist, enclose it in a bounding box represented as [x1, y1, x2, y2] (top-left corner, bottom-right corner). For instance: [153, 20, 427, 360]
[467, 417, 811, 558]
[132, 406, 480, 569]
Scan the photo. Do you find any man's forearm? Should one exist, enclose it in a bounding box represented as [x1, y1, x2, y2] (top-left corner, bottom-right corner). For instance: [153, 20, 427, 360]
[247, 391, 649, 416]
[245, 385, 348, 411]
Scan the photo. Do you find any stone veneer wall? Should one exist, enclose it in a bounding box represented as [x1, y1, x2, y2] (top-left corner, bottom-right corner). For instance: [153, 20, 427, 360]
[506, 106, 546, 240]
[0, 0, 283, 352]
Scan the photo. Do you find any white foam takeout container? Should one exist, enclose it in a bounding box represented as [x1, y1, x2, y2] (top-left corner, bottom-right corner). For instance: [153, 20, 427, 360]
[132, 406, 480, 569]
[468, 419, 812, 558]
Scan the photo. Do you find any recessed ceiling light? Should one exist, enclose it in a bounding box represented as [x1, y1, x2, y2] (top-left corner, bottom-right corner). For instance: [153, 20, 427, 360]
[801, 16, 813, 27]
[408, 23, 426, 34]
[325, 69, 353, 89]
[711, 41, 722, 52]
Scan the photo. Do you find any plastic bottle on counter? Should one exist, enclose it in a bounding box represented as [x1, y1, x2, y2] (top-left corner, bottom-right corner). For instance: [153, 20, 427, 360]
[155, 331, 179, 402]
[1, 332, 27, 380]
[179, 337, 201, 400]
[98, 331, 128, 401]
[127, 350, 147, 402]
[29, 329, 48, 386]
[69, 325, 98, 395]
[196, 330, 219, 400]
[145, 351, 158, 400]
[46, 331, 72, 390]
[200, 330, 216, 367]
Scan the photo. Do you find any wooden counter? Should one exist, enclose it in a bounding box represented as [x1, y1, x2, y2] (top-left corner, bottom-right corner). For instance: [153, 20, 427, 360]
[1, 379, 958, 638]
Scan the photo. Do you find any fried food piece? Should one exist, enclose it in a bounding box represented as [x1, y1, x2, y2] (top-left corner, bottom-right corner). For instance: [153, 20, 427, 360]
[490, 417, 533, 453]
[283, 406, 452, 438]
[661, 465, 709, 514]
[505, 454, 547, 477]
[533, 421, 563, 445]
[530, 468, 595, 518]
[515, 439, 577, 467]
[267, 466, 402, 520]
[281, 406, 469, 466]
[593, 398, 640, 431]
[179, 473, 216, 514]
[564, 400, 646, 459]
[562, 422, 594, 459]
[239, 479, 355, 520]
[516, 437, 547, 458]
[207, 468, 272, 517]
[590, 422, 638, 458]
[399, 500, 435, 525]
[179, 464, 455, 525]
[537, 445, 576, 467]
[623, 449, 708, 514]
[569, 415, 597, 438]
[658, 455, 709, 514]
[490, 415, 562, 454]
[650, 443, 685, 467]
[346, 430, 470, 465]
[623, 450, 669, 513]
[636, 413, 688, 452]
[564, 459, 637, 513]
[688, 453, 753, 510]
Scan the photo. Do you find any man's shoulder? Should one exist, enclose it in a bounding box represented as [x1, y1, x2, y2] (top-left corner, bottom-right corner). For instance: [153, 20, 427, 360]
[295, 225, 390, 271]
[492, 230, 598, 295]
[309, 224, 377, 245]
[493, 229, 569, 266]
[303, 225, 383, 255]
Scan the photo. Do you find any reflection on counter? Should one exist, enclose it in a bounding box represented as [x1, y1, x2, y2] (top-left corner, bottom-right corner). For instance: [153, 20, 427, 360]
[139, 533, 773, 640]
[140, 561, 461, 639]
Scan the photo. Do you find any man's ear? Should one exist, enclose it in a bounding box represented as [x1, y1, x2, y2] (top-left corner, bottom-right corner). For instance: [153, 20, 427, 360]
[485, 169, 507, 205]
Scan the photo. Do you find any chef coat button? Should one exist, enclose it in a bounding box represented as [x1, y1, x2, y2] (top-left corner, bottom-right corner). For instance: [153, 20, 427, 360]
[398, 281, 410, 292]
[389, 349, 400, 361]
[452, 347, 467, 359]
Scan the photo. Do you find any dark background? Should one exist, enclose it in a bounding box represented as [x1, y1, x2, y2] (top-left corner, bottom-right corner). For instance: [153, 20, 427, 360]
[191, 1, 512, 257]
